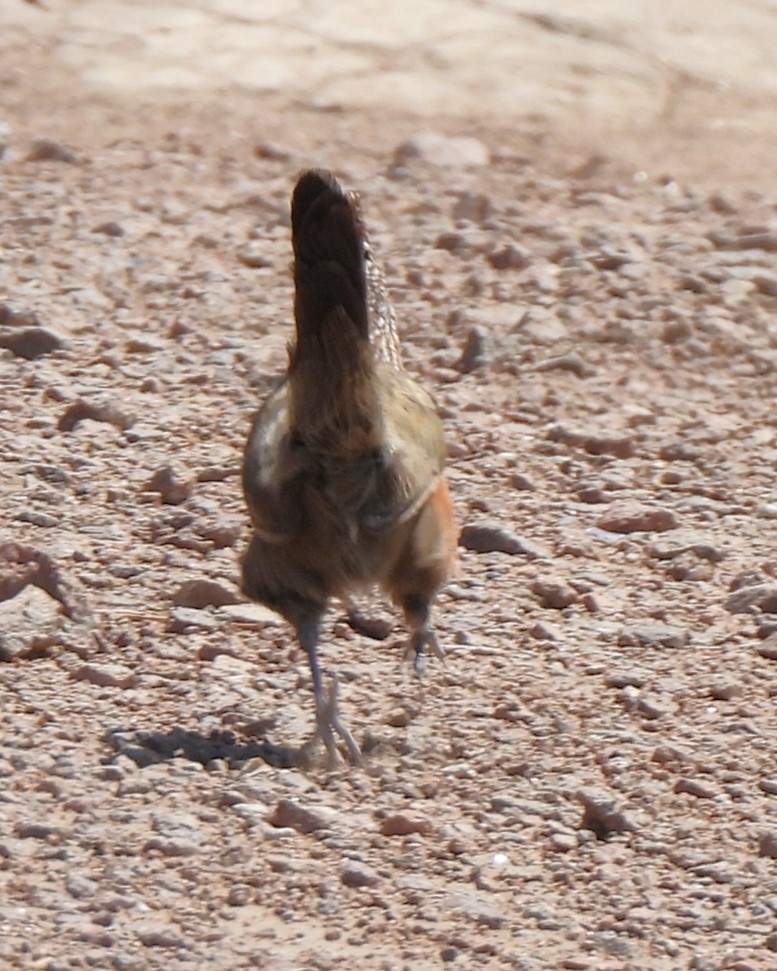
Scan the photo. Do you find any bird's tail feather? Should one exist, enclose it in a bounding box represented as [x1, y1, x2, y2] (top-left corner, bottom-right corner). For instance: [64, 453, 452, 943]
[288, 170, 380, 454]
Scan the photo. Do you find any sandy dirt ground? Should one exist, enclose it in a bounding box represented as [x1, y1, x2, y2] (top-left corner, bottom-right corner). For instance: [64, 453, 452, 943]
[3, 2, 777, 969]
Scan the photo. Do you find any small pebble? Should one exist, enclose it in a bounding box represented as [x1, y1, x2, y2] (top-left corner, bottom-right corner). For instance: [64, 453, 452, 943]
[673, 777, 717, 799]
[596, 501, 679, 534]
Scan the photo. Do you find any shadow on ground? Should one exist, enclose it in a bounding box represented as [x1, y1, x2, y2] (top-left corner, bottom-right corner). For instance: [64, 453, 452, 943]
[105, 726, 299, 769]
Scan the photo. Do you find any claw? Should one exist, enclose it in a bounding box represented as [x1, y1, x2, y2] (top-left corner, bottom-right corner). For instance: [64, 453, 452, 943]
[300, 672, 362, 768]
[404, 628, 445, 678]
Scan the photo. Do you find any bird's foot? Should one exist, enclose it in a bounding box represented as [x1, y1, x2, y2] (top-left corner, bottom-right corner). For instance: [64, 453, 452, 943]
[403, 628, 445, 678]
[299, 673, 362, 769]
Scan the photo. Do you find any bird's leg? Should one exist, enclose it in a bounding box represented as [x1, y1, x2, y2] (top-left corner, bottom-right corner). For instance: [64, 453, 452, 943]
[297, 617, 362, 768]
[319, 673, 362, 766]
[401, 595, 445, 677]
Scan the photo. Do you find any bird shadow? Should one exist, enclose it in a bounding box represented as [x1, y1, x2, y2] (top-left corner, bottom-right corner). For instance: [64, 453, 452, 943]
[104, 725, 299, 770]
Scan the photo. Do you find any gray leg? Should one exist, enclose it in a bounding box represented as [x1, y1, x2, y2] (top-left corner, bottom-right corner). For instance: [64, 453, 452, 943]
[298, 617, 362, 767]
[401, 595, 445, 677]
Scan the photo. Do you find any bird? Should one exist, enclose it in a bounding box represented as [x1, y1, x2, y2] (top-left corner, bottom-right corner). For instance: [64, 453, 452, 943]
[240, 169, 456, 766]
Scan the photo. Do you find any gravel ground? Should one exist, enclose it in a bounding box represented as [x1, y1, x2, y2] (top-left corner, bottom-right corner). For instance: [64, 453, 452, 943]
[3, 5, 777, 970]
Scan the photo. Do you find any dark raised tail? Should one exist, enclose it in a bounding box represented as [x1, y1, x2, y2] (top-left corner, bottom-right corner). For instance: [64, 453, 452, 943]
[288, 170, 379, 454]
[291, 169, 368, 346]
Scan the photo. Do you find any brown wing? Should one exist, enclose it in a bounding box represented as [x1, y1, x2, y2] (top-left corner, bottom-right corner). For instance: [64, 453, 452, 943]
[242, 382, 314, 543]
